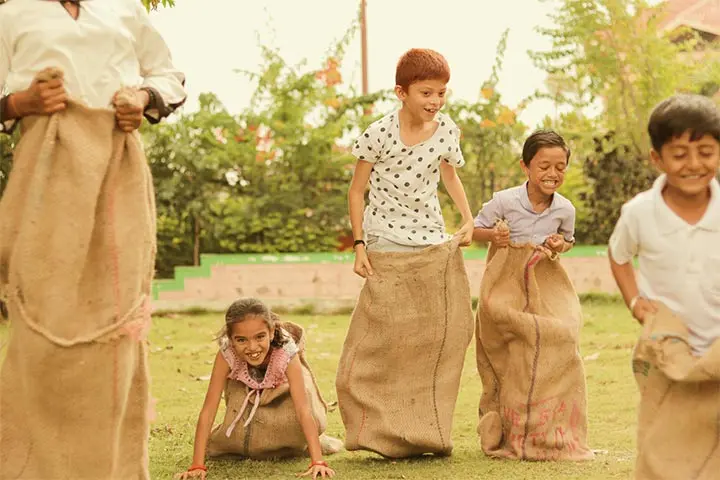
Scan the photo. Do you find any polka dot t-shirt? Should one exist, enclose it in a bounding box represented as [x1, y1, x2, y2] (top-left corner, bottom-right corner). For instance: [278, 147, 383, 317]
[352, 110, 465, 247]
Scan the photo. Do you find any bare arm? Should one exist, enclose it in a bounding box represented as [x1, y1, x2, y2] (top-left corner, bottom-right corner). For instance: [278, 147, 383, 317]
[287, 356, 323, 461]
[348, 160, 374, 277]
[609, 249, 640, 309]
[189, 351, 229, 467]
[348, 160, 373, 240]
[607, 206, 656, 323]
[552, 205, 577, 253]
[473, 227, 495, 243]
[2, 77, 68, 121]
[440, 162, 473, 245]
[609, 247, 656, 323]
[471, 193, 506, 246]
[472, 226, 509, 248]
[440, 161, 473, 223]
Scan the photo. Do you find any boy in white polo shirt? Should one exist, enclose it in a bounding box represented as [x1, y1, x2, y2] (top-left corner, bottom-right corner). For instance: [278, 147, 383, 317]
[608, 94, 720, 356]
[608, 93, 720, 480]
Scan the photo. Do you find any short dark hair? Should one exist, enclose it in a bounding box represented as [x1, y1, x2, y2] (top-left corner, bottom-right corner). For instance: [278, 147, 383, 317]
[395, 48, 451, 91]
[521, 129, 571, 166]
[648, 94, 720, 152]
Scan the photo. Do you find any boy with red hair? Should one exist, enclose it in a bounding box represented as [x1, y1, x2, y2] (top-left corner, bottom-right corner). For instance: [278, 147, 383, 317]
[337, 49, 474, 459]
[348, 48, 473, 265]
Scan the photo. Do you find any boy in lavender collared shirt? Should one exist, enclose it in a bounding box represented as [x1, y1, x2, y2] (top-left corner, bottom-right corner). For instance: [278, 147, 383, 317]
[473, 130, 575, 253]
[471, 131, 594, 462]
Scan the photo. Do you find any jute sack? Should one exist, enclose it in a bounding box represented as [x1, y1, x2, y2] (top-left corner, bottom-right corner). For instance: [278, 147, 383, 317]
[475, 241, 593, 461]
[335, 238, 474, 458]
[207, 322, 329, 459]
[0, 90, 156, 479]
[632, 303, 720, 480]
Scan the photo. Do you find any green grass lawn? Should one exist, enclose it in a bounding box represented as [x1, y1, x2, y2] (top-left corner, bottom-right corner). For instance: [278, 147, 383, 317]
[142, 298, 640, 480]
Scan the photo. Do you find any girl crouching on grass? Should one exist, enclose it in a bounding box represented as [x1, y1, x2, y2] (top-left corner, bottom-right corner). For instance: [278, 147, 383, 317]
[177, 298, 339, 479]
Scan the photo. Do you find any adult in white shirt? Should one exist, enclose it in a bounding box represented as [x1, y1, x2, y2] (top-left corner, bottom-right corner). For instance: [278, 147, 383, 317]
[0, 1, 185, 478]
[0, 0, 186, 133]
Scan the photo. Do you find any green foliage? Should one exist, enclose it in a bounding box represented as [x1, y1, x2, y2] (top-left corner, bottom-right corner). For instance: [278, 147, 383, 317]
[142, 0, 174, 10]
[443, 30, 530, 227]
[530, 0, 714, 156]
[145, 29, 385, 276]
[531, 0, 720, 243]
[3, 2, 717, 272]
[544, 111, 596, 237]
[580, 136, 656, 243]
[210, 44, 384, 255]
[143, 93, 241, 273]
[0, 131, 17, 196]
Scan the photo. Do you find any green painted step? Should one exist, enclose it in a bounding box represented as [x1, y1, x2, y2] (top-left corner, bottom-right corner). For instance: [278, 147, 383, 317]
[151, 245, 610, 300]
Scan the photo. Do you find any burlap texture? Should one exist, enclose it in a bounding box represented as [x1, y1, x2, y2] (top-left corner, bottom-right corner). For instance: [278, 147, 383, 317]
[206, 322, 328, 459]
[475, 243, 593, 461]
[335, 238, 474, 458]
[632, 303, 720, 480]
[0, 100, 155, 479]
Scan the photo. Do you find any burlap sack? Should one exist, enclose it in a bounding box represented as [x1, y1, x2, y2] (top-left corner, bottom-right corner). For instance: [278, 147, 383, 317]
[0, 99, 156, 479]
[335, 238, 474, 458]
[475, 243, 593, 461]
[206, 322, 329, 459]
[632, 303, 720, 480]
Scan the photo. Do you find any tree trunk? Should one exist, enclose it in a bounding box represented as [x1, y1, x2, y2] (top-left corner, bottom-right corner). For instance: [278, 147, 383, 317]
[193, 214, 201, 266]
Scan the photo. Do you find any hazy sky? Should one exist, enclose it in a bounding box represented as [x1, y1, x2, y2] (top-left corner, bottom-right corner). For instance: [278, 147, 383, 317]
[148, 1, 582, 128]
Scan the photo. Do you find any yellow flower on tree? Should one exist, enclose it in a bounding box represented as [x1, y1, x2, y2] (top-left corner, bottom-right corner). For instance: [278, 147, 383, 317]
[324, 97, 341, 109]
[325, 69, 342, 87]
[497, 107, 516, 125]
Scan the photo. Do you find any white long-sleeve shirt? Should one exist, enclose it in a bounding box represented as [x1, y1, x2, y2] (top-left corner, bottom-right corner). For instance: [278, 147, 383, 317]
[0, 0, 186, 131]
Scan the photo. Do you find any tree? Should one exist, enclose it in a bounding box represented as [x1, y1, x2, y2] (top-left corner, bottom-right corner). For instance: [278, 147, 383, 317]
[580, 134, 655, 244]
[142, 0, 174, 10]
[443, 30, 530, 227]
[208, 36, 385, 255]
[143, 93, 241, 273]
[530, 0, 720, 242]
[530, 0, 713, 156]
[144, 28, 385, 276]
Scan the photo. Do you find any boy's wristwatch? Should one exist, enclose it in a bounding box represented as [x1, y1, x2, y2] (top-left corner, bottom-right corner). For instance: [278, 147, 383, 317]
[353, 239, 366, 249]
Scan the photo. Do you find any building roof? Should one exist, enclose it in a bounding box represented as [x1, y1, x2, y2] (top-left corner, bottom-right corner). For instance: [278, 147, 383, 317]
[654, 0, 720, 36]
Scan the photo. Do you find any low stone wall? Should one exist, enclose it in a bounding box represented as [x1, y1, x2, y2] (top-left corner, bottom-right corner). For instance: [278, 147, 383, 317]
[153, 256, 618, 313]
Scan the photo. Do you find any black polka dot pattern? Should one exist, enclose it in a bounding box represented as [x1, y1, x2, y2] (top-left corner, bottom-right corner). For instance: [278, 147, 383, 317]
[352, 111, 465, 245]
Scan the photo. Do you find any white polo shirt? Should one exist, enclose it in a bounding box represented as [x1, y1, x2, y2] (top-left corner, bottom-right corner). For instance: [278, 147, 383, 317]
[609, 174, 720, 355]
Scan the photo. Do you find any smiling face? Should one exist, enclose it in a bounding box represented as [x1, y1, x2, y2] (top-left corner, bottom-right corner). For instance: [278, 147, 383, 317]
[521, 146, 569, 198]
[651, 131, 720, 199]
[395, 79, 447, 122]
[229, 315, 275, 367]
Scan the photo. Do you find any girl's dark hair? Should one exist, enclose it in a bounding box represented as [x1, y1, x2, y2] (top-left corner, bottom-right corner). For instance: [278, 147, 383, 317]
[218, 298, 287, 348]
